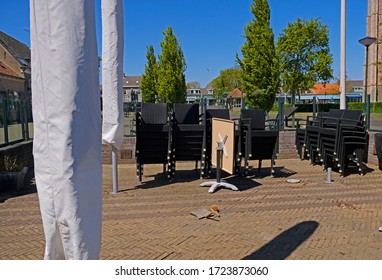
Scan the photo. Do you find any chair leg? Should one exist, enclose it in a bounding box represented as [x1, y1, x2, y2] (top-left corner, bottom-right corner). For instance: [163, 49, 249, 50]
[270, 158, 274, 177]
[244, 139, 249, 176]
[139, 163, 143, 182]
[356, 148, 364, 176]
[235, 156, 241, 175]
[339, 149, 345, 177]
[244, 156, 249, 176]
[167, 160, 172, 180]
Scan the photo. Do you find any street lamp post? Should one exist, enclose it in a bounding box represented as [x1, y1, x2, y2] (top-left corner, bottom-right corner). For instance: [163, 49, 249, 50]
[359, 36, 377, 130]
[340, 0, 346, 109]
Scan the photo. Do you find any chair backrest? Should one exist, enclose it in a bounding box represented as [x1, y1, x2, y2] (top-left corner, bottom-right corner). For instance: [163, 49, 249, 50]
[341, 110, 363, 127]
[341, 110, 362, 121]
[322, 109, 343, 127]
[140, 103, 168, 124]
[174, 103, 200, 124]
[241, 109, 265, 130]
[327, 109, 344, 119]
[284, 106, 298, 118]
[205, 109, 230, 121]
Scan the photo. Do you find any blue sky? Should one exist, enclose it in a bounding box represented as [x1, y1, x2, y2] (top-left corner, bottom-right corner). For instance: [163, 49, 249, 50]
[1, 0, 368, 87]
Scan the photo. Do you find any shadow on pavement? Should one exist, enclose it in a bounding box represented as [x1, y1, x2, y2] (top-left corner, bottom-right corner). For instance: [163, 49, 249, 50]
[242, 165, 297, 179]
[242, 221, 319, 260]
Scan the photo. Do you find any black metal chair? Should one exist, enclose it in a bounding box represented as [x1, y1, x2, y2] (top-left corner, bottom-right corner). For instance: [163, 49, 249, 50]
[336, 122, 368, 176]
[305, 110, 339, 164]
[238, 109, 279, 176]
[135, 103, 172, 182]
[295, 116, 312, 160]
[171, 103, 206, 179]
[318, 110, 367, 176]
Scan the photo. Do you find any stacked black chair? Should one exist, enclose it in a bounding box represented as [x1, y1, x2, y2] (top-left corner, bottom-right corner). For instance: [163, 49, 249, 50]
[300, 108, 368, 176]
[304, 110, 334, 164]
[135, 103, 172, 182]
[295, 117, 309, 160]
[238, 109, 279, 176]
[296, 111, 329, 161]
[317, 110, 354, 166]
[171, 103, 206, 179]
[317, 109, 367, 176]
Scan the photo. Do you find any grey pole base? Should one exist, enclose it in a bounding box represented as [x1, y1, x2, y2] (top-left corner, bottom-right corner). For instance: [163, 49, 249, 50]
[110, 145, 119, 195]
[200, 180, 239, 194]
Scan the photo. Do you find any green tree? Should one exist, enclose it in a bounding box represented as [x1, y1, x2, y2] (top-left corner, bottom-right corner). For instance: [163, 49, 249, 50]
[237, 0, 280, 111]
[141, 45, 158, 103]
[210, 67, 243, 104]
[277, 18, 333, 104]
[186, 81, 201, 89]
[157, 26, 187, 107]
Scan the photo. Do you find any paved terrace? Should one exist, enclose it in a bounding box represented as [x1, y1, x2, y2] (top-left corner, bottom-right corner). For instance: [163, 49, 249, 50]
[1, 159, 382, 260]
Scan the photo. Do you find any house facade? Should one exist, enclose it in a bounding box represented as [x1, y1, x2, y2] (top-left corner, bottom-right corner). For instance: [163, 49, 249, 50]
[366, 0, 382, 101]
[298, 82, 363, 103]
[186, 86, 215, 105]
[227, 88, 245, 109]
[122, 75, 142, 103]
[0, 31, 31, 100]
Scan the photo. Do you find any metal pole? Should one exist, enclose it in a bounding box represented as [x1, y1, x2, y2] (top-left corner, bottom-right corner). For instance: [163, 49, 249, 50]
[216, 148, 221, 183]
[366, 95, 371, 130]
[19, 101, 25, 141]
[340, 0, 346, 109]
[23, 101, 29, 140]
[364, 45, 369, 104]
[110, 145, 119, 194]
[278, 98, 284, 131]
[3, 94, 9, 144]
[313, 96, 317, 118]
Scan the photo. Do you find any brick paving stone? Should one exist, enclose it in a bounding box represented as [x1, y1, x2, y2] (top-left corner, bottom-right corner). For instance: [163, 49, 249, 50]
[1, 159, 382, 259]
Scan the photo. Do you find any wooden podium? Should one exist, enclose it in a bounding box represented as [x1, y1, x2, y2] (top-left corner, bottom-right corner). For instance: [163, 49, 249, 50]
[200, 118, 238, 193]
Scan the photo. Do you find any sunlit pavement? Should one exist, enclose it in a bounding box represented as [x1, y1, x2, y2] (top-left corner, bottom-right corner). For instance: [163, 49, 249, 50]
[1, 159, 382, 260]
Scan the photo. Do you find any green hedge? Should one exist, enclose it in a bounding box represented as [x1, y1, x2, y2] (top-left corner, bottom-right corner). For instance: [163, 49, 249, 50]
[348, 102, 382, 113]
[271, 103, 339, 112]
[271, 102, 382, 113]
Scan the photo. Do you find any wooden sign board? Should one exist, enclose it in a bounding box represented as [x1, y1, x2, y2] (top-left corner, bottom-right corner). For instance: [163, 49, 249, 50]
[211, 118, 235, 175]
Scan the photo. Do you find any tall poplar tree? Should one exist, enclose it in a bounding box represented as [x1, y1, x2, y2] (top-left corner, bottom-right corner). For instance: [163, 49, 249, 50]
[141, 45, 158, 103]
[237, 0, 280, 111]
[157, 26, 187, 107]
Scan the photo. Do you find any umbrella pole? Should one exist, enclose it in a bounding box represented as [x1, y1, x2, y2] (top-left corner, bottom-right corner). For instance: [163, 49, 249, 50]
[111, 145, 119, 194]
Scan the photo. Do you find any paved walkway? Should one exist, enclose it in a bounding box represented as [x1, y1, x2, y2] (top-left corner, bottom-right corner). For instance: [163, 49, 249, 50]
[1, 159, 382, 260]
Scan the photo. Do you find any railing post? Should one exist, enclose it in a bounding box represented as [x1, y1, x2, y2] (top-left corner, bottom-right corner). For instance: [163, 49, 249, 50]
[24, 101, 30, 140]
[19, 100, 26, 141]
[3, 94, 9, 145]
[241, 97, 245, 109]
[278, 98, 284, 131]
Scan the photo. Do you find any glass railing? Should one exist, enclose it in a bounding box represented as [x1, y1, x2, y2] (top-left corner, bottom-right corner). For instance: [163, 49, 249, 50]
[0, 95, 33, 147]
